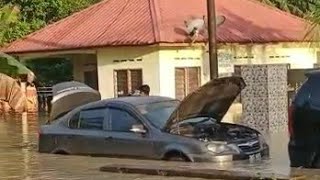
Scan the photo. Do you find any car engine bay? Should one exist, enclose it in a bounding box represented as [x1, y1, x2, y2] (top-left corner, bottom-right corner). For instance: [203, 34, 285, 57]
[171, 118, 259, 142]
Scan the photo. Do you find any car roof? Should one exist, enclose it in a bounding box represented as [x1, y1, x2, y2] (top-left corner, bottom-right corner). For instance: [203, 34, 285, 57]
[306, 69, 320, 78]
[79, 96, 177, 109]
[113, 96, 176, 106]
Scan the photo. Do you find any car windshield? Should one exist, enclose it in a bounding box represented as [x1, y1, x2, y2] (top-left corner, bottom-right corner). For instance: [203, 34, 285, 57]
[137, 100, 180, 129]
[179, 117, 217, 125]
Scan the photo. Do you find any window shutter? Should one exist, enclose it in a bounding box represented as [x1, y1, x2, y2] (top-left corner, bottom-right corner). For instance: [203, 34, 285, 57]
[175, 67, 201, 100]
[175, 68, 186, 100]
[116, 70, 128, 97]
[187, 67, 200, 95]
[115, 69, 143, 97]
[130, 70, 143, 92]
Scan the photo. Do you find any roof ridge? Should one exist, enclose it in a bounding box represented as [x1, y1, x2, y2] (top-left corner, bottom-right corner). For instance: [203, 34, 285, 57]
[149, 0, 161, 42]
[7, 0, 110, 45]
[247, 0, 309, 24]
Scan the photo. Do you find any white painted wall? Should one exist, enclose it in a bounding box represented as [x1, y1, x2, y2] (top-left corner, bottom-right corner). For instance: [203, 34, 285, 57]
[156, 42, 318, 99]
[218, 43, 317, 71]
[158, 47, 207, 98]
[77, 42, 318, 100]
[96, 46, 160, 99]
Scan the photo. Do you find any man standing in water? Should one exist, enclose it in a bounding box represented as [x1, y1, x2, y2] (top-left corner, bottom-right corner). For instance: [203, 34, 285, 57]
[138, 84, 150, 96]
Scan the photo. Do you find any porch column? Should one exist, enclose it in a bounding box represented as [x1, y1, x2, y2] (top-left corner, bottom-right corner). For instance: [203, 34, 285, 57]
[234, 64, 289, 135]
[234, 64, 290, 169]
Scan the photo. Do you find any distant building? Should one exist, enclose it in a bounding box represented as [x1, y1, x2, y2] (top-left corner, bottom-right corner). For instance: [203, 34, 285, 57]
[1, 0, 316, 99]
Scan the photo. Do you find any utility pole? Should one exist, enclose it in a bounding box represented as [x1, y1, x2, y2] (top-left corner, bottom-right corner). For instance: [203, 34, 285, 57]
[207, 0, 218, 79]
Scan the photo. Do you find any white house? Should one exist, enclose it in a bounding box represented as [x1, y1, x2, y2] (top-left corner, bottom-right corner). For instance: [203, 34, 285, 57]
[2, 0, 316, 100]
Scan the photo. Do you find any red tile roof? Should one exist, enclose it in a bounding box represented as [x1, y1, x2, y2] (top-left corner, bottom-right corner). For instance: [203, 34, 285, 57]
[2, 0, 308, 53]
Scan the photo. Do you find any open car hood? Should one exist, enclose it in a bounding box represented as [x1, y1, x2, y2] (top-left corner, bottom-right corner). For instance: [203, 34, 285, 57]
[49, 81, 101, 121]
[164, 76, 245, 131]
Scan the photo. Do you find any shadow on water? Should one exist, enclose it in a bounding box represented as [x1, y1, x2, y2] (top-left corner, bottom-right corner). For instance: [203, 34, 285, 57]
[0, 114, 319, 179]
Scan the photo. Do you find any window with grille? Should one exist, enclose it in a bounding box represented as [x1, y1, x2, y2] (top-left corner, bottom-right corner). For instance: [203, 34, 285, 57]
[114, 69, 143, 97]
[175, 67, 201, 100]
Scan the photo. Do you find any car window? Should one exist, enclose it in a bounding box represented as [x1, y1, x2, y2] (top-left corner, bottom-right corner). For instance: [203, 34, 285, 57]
[308, 76, 320, 110]
[107, 108, 140, 132]
[293, 78, 311, 107]
[69, 112, 80, 129]
[78, 108, 105, 130]
[137, 101, 179, 129]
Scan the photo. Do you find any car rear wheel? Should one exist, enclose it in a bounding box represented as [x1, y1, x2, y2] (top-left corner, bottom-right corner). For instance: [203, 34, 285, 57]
[312, 154, 320, 168]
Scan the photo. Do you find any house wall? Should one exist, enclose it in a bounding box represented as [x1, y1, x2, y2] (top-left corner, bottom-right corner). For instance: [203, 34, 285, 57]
[72, 54, 97, 83]
[158, 47, 208, 98]
[218, 42, 317, 72]
[157, 42, 317, 99]
[15, 42, 317, 102]
[96, 46, 160, 99]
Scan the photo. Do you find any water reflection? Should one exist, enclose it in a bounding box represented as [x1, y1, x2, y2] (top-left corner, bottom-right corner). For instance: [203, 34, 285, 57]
[0, 114, 319, 179]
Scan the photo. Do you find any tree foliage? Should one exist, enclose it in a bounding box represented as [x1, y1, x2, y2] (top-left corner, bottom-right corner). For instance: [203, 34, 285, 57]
[259, 0, 319, 17]
[0, 0, 100, 44]
[24, 58, 73, 86]
[258, 0, 320, 41]
[0, 0, 100, 86]
[0, 4, 19, 45]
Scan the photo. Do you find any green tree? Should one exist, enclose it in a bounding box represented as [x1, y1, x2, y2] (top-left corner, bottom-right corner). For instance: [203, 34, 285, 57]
[304, 3, 320, 41]
[0, 4, 19, 45]
[258, 0, 319, 17]
[25, 58, 73, 86]
[0, 0, 100, 85]
[259, 0, 320, 41]
[1, 0, 100, 44]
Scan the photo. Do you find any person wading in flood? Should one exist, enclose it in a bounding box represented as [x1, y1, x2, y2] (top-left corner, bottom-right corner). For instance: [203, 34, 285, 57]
[138, 84, 150, 96]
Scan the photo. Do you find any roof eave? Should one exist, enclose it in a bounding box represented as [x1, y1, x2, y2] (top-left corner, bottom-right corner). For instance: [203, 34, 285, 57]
[3, 39, 313, 55]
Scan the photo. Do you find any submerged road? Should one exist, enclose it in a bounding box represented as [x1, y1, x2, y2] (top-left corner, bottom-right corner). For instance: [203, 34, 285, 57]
[0, 113, 318, 179]
[0, 114, 214, 180]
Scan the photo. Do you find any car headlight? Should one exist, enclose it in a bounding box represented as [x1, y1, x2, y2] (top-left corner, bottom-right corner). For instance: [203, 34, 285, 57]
[206, 142, 240, 155]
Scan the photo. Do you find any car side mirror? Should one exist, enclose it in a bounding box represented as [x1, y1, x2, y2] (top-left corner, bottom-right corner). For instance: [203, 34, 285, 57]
[130, 124, 146, 134]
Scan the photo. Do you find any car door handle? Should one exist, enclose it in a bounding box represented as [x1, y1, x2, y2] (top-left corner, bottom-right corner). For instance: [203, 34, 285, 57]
[104, 136, 113, 141]
[67, 135, 75, 139]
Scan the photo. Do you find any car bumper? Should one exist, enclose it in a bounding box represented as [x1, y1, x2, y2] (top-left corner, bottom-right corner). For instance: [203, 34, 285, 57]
[188, 147, 269, 163]
[288, 140, 317, 168]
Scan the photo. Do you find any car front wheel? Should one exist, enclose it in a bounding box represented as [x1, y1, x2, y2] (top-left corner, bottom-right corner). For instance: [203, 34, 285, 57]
[164, 151, 190, 162]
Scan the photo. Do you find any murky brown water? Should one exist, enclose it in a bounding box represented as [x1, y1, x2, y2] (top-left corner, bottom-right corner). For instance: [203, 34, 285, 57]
[0, 114, 212, 180]
[0, 113, 319, 180]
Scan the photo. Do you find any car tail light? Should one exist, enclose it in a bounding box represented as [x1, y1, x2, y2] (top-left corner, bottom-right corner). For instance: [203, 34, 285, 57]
[288, 105, 294, 137]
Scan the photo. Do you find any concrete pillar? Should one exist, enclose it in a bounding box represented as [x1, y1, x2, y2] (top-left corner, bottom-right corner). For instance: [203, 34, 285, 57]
[234, 64, 289, 135]
[234, 64, 290, 171]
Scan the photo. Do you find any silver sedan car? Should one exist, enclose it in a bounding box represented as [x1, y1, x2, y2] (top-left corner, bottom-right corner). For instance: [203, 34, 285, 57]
[38, 77, 269, 162]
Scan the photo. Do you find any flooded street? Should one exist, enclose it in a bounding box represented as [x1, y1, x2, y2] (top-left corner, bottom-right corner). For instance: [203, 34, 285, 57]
[0, 114, 211, 180]
[0, 113, 312, 180]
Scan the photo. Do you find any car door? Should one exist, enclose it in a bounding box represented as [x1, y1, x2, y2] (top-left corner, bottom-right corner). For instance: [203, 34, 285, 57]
[103, 106, 155, 159]
[66, 107, 107, 155]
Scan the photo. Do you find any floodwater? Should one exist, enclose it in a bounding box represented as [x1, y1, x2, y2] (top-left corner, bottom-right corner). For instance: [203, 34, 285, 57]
[0, 113, 318, 180]
[0, 113, 212, 180]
